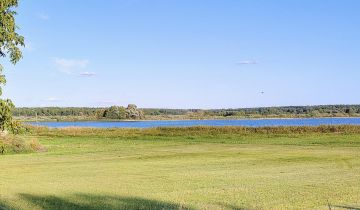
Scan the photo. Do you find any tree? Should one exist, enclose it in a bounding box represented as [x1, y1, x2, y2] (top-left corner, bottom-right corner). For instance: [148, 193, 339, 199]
[104, 106, 126, 119]
[104, 106, 120, 119]
[0, 0, 25, 131]
[125, 104, 144, 120]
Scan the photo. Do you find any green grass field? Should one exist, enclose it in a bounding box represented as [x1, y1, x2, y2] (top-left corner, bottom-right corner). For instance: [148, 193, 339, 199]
[1, 126, 360, 209]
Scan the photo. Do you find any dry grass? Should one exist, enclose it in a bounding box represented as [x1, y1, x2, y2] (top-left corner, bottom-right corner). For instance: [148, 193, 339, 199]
[0, 134, 44, 154]
[28, 125, 360, 138]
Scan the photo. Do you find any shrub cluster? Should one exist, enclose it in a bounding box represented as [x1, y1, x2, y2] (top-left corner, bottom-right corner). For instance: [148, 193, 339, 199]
[0, 135, 44, 155]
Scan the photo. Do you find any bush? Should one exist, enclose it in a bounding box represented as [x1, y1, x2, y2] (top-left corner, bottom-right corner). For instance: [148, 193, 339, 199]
[0, 135, 45, 155]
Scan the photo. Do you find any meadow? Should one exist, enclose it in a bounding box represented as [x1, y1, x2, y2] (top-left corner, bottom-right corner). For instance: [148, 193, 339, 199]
[0, 126, 360, 209]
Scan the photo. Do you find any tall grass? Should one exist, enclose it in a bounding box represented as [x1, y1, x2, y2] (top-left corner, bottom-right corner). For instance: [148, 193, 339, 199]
[28, 125, 360, 138]
[0, 135, 44, 155]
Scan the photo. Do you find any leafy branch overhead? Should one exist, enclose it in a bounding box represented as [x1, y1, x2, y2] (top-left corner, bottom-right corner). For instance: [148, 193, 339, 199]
[0, 0, 24, 132]
[0, 0, 25, 66]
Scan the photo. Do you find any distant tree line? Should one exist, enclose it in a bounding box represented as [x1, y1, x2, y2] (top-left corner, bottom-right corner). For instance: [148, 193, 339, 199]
[203, 105, 360, 117]
[13, 104, 144, 120]
[12, 105, 360, 119]
[144, 105, 360, 117]
[142, 109, 199, 116]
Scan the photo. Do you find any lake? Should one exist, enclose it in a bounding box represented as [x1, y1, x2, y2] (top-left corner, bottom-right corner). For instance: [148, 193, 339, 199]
[28, 118, 360, 128]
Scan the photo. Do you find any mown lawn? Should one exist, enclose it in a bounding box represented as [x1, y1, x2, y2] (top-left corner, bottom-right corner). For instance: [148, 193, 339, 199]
[0, 127, 359, 209]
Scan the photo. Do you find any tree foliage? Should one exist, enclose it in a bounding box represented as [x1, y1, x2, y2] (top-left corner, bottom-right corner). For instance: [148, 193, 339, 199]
[13, 105, 145, 120]
[125, 104, 144, 119]
[13, 105, 360, 120]
[103, 106, 126, 119]
[0, 0, 24, 131]
[103, 105, 143, 120]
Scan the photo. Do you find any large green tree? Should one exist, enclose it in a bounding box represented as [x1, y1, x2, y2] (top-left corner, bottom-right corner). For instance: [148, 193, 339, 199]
[0, 0, 24, 131]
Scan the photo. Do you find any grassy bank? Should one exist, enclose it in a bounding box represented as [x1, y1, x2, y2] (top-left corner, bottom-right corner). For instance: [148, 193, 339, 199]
[1, 126, 360, 209]
[29, 124, 360, 140]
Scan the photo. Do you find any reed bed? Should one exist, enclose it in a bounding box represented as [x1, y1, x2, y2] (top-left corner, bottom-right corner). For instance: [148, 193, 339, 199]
[28, 125, 360, 138]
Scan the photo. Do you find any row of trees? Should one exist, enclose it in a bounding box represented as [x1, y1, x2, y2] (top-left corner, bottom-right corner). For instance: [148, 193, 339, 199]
[13, 107, 100, 117]
[13, 104, 144, 120]
[13, 105, 360, 119]
[206, 105, 360, 117]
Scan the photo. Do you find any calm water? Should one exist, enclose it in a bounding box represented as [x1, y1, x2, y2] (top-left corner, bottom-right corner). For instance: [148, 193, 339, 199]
[28, 118, 360, 128]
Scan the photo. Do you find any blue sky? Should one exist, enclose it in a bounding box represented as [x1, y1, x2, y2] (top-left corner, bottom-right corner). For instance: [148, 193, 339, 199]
[3, 0, 360, 108]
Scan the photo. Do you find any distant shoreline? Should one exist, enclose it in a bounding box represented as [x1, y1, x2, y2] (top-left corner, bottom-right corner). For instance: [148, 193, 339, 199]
[13, 105, 360, 122]
[20, 116, 360, 123]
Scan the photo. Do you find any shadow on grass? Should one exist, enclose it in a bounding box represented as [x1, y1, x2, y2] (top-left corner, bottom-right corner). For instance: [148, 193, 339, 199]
[218, 203, 252, 210]
[331, 205, 360, 210]
[0, 193, 193, 210]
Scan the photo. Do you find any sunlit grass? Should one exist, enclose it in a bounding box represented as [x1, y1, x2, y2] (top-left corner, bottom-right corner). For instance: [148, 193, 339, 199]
[1, 126, 360, 209]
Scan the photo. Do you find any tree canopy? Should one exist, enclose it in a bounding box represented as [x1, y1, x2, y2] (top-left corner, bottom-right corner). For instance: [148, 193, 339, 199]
[0, 0, 24, 131]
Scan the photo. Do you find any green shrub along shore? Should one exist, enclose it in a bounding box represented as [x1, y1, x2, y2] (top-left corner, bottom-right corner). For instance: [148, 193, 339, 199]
[1, 125, 360, 209]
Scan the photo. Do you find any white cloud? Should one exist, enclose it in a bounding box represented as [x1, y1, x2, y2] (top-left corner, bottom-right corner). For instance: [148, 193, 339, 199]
[46, 97, 60, 102]
[237, 60, 258, 65]
[96, 100, 117, 107]
[37, 13, 49, 20]
[54, 58, 89, 74]
[79, 71, 96, 77]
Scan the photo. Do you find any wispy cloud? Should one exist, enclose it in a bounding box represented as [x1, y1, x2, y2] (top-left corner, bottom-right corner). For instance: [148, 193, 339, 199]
[237, 60, 258, 65]
[54, 58, 89, 74]
[46, 97, 60, 102]
[79, 71, 96, 77]
[96, 100, 117, 107]
[37, 13, 49, 20]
